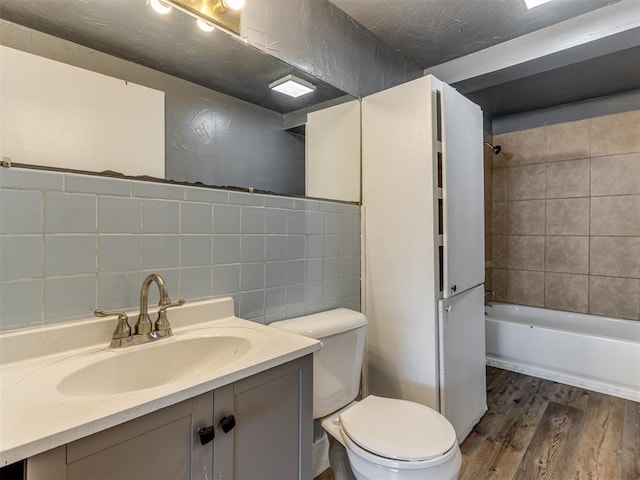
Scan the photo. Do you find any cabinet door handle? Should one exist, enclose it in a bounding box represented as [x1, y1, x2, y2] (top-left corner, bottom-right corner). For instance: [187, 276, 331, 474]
[451, 284, 457, 293]
[198, 425, 215, 445]
[220, 415, 236, 433]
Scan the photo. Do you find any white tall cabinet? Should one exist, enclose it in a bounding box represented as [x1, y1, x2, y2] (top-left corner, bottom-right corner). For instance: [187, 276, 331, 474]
[361, 75, 486, 443]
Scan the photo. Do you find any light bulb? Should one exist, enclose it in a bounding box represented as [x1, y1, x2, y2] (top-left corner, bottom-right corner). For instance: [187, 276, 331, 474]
[222, 0, 245, 11]
[150, 0, 172, 14]
[197, 19, 216, 32]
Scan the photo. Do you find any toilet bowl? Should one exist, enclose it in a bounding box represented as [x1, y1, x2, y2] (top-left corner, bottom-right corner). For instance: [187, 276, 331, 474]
[271, 309, 462, 480]
[321, 396, 461, 480]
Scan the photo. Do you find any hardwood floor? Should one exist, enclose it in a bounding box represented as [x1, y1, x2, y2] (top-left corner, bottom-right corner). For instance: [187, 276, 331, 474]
[313, 367, 640, 480]
[460, 367, 639, 480]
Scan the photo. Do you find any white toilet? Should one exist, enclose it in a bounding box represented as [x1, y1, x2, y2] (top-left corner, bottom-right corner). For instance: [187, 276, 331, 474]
[272, 308, 462, 480]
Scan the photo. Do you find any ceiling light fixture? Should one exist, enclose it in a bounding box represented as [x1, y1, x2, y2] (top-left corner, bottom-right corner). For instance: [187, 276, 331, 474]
[222, 0, 245, 11]
[197, 19, 216, 32]
[149, 0, 172, 14]
[155, 0, 243, 35]
[269, 75, 316, 98]
[524, 0, 553, 9]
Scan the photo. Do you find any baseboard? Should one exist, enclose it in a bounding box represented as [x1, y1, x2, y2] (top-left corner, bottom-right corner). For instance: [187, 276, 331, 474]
[486, 356, 640, 403]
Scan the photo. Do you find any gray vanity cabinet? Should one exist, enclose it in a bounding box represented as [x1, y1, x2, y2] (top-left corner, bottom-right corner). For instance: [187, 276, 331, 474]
[26, 355, 313, 480]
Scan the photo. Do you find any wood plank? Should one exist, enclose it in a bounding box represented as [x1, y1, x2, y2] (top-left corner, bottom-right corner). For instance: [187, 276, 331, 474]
[514, 401, 584, 480]
[569, 391, 626, 480]
[618, 399, 640, 480]
[460, 371, 545, 479]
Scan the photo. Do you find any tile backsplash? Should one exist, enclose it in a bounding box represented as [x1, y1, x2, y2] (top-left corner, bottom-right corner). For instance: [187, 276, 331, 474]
[488, 109, 640, 320]
[0, 168, 361, 331]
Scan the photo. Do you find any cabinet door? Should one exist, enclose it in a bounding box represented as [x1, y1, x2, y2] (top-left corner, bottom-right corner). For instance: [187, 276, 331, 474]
[441, 82, 484, 297]
[438, 285, 487, 443]
[213, 356, 313, 480]
[27, 394, 213, 480]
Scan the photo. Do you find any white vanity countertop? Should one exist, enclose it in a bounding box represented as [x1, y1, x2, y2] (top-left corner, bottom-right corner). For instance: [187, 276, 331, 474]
[0, 298, 321, 466]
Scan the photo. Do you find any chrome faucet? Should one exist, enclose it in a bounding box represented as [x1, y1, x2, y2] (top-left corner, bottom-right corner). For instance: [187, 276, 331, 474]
[95, 273, 185, 348]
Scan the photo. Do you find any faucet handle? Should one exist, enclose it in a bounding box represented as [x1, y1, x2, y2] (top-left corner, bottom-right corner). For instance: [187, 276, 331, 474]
[94, 309, 131, 340]
[155, 298, 186, 334]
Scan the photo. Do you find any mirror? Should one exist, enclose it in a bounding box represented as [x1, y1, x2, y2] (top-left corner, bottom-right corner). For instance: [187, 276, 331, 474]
[0, 0, 360, 200]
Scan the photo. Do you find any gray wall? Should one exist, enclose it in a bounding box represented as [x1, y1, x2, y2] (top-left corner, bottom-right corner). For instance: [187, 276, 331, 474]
[0, 20, 305, 195]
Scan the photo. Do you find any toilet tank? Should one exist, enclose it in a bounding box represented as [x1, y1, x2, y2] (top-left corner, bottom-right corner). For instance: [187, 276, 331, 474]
[271, 309, 367, 419]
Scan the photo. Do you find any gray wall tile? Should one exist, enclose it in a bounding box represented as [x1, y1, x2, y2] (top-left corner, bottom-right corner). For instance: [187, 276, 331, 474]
[0, 279, 43, 330]
[0, 190, 42, 234]
[213, 205, 241, 234]
[45, 275, 96, 322]
[142, 199, 179, 233]
[98, 235, 141, 273]
[0, 168, 63, 191]
[286, 235, 306, 260]
[184, 187, 228, 203]
[0, 169, 361, 329]
[181, 202, 212, 234]
[45, 235, 96, 276]
[306, 211, 324, 235]
[213, 264, 240, 295]
[229, 192, 264, 206]
[132, 181, 184, 200]
[180, 267, 213, 300]
[45, 193, 96, 233]
[142, 235, 180, 269]
[286, 260, 306, 286]
[286, 210, 305, 235]
[181, 235, 212, 267]
[492, 168, 507, 201]
[0, 236, 42, 281]
[265, 262, 286, 288]
[494, 127, 545, 166]
[307, 235, 324, 258]
[491, 201, 508, 234]
[239, 290, 265, 319]
[265, 208, 287, 234]
[66, 174, 131, 196]
[241, 263, 265, 291]
[491, 235, 507, 268]
[265, 287, 286, 314]
[98, 271, 141, 311]
[99, 197, 141, 233]
[241, 207, 265, 234]
[266, 236, 286, 261]
[213, 235, 241, 264]
[241, 236, 265, 262]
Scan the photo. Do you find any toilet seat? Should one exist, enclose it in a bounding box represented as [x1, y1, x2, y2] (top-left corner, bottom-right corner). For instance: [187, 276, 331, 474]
[338, 395, 457, 462]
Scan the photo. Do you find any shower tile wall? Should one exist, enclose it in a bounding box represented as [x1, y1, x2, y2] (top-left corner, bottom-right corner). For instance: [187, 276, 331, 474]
[0, 168, 361, 331]
[490, 109, 640, 320]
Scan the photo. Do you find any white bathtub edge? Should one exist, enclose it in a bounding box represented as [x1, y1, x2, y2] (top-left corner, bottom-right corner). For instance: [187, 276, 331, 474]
[486, 356, 640, 403]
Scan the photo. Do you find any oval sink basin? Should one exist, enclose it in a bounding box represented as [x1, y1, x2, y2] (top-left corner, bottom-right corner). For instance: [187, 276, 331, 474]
[58, 336, 251, 396]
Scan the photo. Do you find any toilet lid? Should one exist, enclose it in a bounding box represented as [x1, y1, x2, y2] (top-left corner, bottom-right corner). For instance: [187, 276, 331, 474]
[339, 395, 457, 462]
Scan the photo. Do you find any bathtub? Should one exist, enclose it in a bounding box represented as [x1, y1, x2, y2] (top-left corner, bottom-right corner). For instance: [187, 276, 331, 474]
[485, 302, 640, 402]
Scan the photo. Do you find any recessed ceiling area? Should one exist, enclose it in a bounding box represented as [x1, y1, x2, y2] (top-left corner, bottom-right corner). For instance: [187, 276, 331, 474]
[328, 0, 624, 69]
